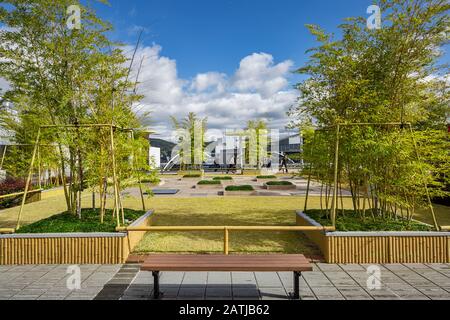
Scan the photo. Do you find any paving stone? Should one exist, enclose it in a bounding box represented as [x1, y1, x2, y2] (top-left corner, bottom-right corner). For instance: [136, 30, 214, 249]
[161, 272, 184, 285]
[207, 272, 232, 285]
[417, 287, 450, 300]
[316, 263, 342, 272]
[232, 287, 260, 299]
[337, 287, 372, 300]
[231, 272, 257, 287]
[339, 264, 366, 272]
[259, 287, 287, 300]
[303, 272, 334, 287]
[254, 272, 283, 288]
[178, 287, 206, 298]
[324, 272, 358, 287]
[182, 272, 207, 286]
[206, 286, 232, 298]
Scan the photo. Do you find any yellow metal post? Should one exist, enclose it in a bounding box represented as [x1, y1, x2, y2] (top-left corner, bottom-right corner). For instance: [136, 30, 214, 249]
[331, 125, 340, 227]
[110, 126, 121, 227]
[408, 124, 439, 231]
[224, 227, 229, 255]
[16, 128, 41, 230]
[0, 145, 7, 170]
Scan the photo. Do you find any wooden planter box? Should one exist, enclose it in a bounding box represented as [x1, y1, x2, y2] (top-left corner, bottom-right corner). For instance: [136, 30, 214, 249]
[196, 183, 223, 189]
[264, 183, 296, 190]
[256, 178, 277, 183]
[0, 211, 154, 265]
[223, 190, 256, 196]
[296, 211, 450, 264]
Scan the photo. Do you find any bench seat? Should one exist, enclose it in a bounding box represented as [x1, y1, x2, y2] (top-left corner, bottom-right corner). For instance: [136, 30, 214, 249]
[141, 254, 313, 299]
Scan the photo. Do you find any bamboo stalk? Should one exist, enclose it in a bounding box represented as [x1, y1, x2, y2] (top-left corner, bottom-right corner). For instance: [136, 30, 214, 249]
[0, 145, 7, 170]
[16, 129, 41, 230]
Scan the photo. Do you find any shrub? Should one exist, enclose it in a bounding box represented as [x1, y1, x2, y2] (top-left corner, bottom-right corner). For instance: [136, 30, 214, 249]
[17, 208, 145, 234]
[0, 177, 29, 196]
[257, 175, 277, 179]
[225, 185, 254, 191]
[305, 209, 433, 232]
[183, 174, 202, 178]
[213, 176, 233, 181]
[198, 180, 221, 185]
[266, 181, 293, 186]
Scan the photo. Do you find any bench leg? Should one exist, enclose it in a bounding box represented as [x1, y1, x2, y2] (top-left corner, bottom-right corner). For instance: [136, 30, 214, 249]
[152, 271, 161, 299]
[292, 271, 301, 300]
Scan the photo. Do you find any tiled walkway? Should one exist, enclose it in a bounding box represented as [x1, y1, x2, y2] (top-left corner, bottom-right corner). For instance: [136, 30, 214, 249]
[1, 263, 449, 300]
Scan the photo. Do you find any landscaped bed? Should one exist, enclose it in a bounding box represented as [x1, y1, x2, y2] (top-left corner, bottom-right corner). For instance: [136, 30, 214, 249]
[265, 181, 296, 190]
[212, 176, 233, 181]
[16, 208, 146, 234]
[304, 209, 433, 232]
[133, 197, 322, 255]
[183, 174, 202, 178]
[197, 180, 222, 189]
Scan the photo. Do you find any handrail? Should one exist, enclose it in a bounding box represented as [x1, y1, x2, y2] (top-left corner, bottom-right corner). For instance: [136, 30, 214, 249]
[0, 189, 42, 200]
[116, 225, 336, 255]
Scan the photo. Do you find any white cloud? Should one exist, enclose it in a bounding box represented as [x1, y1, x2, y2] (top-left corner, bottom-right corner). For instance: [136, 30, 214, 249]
[191, 72, 227, 93]
[130, 45, 298, 140]
[233, 53, 293, 98]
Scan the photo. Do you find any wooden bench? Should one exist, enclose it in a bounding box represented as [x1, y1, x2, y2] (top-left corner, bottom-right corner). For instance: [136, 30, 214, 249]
[141, 254, 313, 300]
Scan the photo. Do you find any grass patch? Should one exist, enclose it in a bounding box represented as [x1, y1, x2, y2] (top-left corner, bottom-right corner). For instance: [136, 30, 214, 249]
[133, 197, 322, 255]
[266, 181, 294, 186]
[305, 209, 433, 232]
[225, 185, 254, 192]
[16, 208, 145, 234]
[183, 174, 202, 178]
[198, 180, 221, 185]
[257, 175, 277, 179]
[212, 176, 233, 181]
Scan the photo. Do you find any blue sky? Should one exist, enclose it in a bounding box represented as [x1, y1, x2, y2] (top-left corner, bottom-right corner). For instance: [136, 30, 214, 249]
[1, 1, 448, 138]
[95, 0, 375, 80]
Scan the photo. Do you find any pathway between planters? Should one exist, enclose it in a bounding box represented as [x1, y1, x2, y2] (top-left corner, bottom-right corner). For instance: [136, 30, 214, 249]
[1, 263, 449, 300]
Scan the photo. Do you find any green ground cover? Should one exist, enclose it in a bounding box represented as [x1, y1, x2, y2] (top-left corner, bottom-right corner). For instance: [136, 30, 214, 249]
[225, 185, 254, 191]
[198, 180, 221, 185]
[16, 208, 145, 233]
[266, 181, 294, 186]
[305, 209, 434, 232]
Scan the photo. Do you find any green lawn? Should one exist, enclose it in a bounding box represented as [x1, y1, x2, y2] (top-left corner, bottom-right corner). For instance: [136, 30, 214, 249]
[133, 197, 328, 255]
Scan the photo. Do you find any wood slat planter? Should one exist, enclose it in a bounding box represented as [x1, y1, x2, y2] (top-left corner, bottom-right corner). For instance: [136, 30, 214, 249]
[296, 211, 450, 264]
[264, 183, 296, 191]
[0, 210, 154, 265]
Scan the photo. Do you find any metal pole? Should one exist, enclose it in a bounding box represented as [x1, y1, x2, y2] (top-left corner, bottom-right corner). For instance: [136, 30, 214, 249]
[16, 129, 41, 230]
[0, 145, 7, 170]
[110, 126, 121, 227]
[224, 227, 229, 255]
[408, 124, 439, 231]
[304, 131, 316, 212]
[331, 125, 340, 226]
